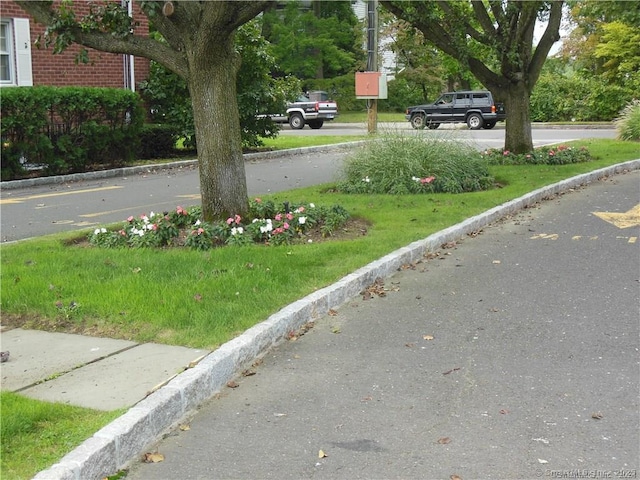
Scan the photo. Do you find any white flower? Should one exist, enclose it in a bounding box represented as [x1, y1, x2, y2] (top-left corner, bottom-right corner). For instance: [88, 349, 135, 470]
[362, 176, 370, 183]
[298, 216, 306, 225]
[149, 211, 155, 218]
[94, 228, 101, 235]
[194, 219, 201, 226]
[309, 203, 315, 208]
[141, 215, 149, 224]
[231, 227, 244, 236]
[412, 176, 420, 182]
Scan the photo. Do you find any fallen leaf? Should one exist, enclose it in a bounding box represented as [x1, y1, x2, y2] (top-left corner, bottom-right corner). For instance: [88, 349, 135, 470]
[226, 381, 239, 389]
[193, 294, 202, 302]
[405, 343, 415, 348]
[451, 475, 463, 480]
[242, 369, 256, 377]
[499, 409, 509, 415]
[591, 412, 603, 419]
[318, 450, 327, 458]
[443, 367, 461, 375]
[179, 424, 190, 431]
[143, 452, 164, 463]
[423, 335, 435, 341]
[538, 459, 548, 464]
[328, 309, 338, 316]
[331, 326, 341, 334]
[492, 260, 501, 264]
[437, 437, 451, 444]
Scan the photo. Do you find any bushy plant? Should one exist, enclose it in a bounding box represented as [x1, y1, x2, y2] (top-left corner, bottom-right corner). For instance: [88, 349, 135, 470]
[337, 133, 494, 194]
[614, 100, 640, 141]
[89, 201, 349, 250]
[482, 145, 592, 165]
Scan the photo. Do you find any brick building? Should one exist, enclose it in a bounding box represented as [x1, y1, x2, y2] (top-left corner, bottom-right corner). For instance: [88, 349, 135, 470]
[0, 1, 149, 90]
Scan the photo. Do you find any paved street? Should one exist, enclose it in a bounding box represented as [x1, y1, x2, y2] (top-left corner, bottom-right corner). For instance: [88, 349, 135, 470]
[125, 170, 639, 480]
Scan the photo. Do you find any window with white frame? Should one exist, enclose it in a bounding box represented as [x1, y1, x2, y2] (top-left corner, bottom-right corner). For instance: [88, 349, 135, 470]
[0, 21, 13, 84]
[0, 18, 32, 86]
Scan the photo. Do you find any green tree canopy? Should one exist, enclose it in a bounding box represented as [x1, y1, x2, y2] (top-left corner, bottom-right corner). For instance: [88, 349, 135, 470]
[262, 0, 361, 82]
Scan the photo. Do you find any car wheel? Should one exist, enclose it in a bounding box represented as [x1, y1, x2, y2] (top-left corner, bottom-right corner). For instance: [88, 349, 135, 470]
[483, 122, 496, 130]
[289, 113, 305, 130]
[467, 113, 484, 130]
[427, 122, 440, 130]
[410, 114, 426, 129]
[308, 120, 324, 129]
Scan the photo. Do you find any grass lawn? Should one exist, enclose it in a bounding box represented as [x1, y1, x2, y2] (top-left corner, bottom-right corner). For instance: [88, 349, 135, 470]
[1, 137, 638, 479]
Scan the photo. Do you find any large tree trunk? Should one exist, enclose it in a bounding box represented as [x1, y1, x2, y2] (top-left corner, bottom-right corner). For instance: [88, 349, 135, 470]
[503, 81, 534, 154]
[188, 37, 249, 222]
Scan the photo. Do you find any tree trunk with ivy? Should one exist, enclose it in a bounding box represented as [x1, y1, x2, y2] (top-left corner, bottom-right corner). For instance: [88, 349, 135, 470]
[17, 0, 270, 221]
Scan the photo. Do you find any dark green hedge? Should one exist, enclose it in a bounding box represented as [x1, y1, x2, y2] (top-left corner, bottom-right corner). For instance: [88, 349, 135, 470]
[1, 86, 144, 181]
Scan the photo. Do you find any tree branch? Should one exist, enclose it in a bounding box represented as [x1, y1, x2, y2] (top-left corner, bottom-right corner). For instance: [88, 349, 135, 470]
[529, 0, 563, 85]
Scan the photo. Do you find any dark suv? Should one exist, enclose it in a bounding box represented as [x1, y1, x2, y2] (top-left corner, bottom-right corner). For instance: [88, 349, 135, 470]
[405, 90, 506, 130]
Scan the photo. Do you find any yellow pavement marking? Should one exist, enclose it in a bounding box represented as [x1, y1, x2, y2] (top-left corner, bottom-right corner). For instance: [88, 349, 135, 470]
[0, 186, 123, 205]
[592, 204, 640, 229]
[176, 194, 201, 200]
[530, 233, 559, 240]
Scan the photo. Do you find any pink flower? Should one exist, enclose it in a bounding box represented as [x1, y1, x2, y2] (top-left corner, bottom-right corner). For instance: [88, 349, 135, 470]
[254, 198, 262, 203]
[275, 213, 282, 221]
[421, 176, 435, 184]
[503, 150, 510, 156]
[286, 213, 293, 221]
[283, 222, 290, 229]
[119, 230, 126, 236]
[549, 150, 555, 156]
[226, 217, 234, 225]
[127, 216, 134, 222]
[176, 206, 185, 215]
[297, 206, 305, 213]
[151, 224, 158, 231]
[526, 154, 531, 158]
[234, 214, 242, 224]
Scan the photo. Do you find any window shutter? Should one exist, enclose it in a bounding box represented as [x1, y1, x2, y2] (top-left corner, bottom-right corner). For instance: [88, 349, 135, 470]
[13, 18, 33, 86]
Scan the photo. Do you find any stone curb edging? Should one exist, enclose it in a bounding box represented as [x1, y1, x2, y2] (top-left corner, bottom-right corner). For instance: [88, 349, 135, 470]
[32, 159, 639, 480]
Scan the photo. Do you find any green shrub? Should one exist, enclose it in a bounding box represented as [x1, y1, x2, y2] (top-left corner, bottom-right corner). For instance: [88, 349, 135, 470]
[137, 124, 180, 159]
[0, 86, 143, 180]
[337, 133, 494, 194]
[530, 74, 635, 122]
[482, 144, 592, 165]
[614, 100, 640, 141]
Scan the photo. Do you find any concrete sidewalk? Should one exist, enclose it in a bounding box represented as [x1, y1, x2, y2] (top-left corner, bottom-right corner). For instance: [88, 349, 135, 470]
[1, 159, 637, 480]
[0, 329, 208, 411]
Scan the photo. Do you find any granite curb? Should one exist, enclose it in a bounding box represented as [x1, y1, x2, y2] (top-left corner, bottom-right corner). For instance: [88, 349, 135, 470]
[32, 158, 640, 480]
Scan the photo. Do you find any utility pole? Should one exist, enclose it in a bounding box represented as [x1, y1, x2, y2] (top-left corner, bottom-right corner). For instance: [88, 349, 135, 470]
[366, 0, 378, 134]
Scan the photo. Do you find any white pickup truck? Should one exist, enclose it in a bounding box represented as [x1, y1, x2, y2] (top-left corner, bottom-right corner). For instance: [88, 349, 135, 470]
[271, 91, 338, 130]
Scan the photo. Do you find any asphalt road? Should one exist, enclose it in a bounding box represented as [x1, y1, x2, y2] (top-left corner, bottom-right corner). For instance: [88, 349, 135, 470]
[0, 126, 617, 242]
[125, 169, 639, 480]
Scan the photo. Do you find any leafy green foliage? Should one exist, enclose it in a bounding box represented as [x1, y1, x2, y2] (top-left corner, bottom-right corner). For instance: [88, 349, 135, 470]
[89, 201, 350, 250]
[138, 20, 299, 150]
[530, 73, 634, 122]
[337, 133, 494, 194]
[482, 144, 593, 165]
[0, 87, 143, 180]
[614, 100, 640, 141]
[262, 0, 361, 81]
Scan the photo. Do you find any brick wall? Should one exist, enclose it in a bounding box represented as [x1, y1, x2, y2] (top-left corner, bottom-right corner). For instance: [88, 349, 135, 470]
[2, 1, 149, 89]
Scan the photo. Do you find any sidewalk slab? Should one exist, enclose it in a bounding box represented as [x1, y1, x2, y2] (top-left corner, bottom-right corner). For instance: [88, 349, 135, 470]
[0, 328, 137, 391]
[0, 328, 208, 411]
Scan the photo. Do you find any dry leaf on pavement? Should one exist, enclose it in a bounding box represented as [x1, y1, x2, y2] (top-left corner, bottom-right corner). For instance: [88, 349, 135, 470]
[143, 452, 164, 463]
